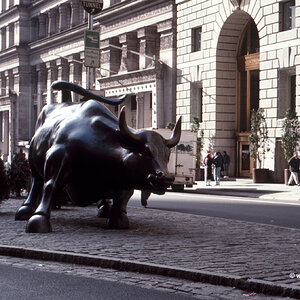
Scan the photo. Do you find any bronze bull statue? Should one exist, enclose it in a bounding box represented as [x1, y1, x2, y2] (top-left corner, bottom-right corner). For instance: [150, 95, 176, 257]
[15, 81, 181, 233]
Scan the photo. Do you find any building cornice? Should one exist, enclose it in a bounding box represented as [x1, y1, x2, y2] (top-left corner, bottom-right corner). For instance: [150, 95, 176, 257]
[97, 65, 164, 90]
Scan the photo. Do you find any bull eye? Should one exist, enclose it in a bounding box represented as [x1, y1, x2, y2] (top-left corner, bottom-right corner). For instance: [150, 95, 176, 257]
[144, 146, 153, 158]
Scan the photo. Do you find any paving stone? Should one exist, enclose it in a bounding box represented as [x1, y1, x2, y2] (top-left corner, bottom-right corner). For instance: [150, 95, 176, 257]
[0, 198, 299, 298]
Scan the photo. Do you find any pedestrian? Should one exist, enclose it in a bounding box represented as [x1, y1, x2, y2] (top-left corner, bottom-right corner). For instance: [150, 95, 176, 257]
[213, 151, 222, 185]
[222, 151, 230, 178]
[288, 151, 300, 186]
[203, 151, 213, 186]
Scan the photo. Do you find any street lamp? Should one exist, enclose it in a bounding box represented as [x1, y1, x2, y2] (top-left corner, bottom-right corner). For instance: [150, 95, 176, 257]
[229, 0, 243, 10]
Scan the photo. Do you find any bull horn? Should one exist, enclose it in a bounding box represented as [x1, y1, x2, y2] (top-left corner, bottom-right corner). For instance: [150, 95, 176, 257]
[119, 106, 142, 143]
[165, 116, 182, 148]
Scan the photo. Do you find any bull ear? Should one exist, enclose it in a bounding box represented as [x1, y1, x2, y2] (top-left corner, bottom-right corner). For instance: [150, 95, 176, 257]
[119, 106, 142, 144]
[165, 116, 182, 148]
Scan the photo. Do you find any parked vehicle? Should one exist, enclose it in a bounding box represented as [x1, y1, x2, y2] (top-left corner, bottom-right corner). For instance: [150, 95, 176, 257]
[155, 129, 197, 191]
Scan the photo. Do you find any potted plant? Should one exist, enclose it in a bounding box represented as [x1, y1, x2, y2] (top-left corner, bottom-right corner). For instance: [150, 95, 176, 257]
[191, 116, 204, 181]
[281, 108, 300, 184]
[0, 157, 9, 204]
[249, 108, 270, 183]
[7, 150, 31, 197]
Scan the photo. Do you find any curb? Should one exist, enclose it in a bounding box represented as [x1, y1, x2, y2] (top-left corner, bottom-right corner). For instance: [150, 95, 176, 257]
[0, 245, 299, 299]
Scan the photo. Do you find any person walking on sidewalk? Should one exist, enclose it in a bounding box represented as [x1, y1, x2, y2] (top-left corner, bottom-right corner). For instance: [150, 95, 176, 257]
[203, 151, 213, 186]
[213, 152, 222, 185]
[288, 151, 300, 186]
[222, 151, 230, 178]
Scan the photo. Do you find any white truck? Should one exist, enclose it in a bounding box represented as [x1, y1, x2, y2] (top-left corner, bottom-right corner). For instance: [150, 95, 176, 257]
[155, 129, 197, 191]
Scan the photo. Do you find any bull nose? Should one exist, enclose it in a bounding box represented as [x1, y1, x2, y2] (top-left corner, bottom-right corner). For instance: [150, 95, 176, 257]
[156, 171, 164, 178]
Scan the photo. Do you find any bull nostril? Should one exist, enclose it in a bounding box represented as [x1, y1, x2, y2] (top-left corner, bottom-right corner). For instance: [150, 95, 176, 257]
[156, 171, 164, 178]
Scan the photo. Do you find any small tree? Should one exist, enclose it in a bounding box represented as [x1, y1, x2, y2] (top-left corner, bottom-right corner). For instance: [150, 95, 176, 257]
[165, 122, 175, 130]
[249, 108, 268, 168]
[0, 157, 9, 202]
[281, 108, 300, 161]
[8, 150, 31, 197]
[191, 116, 204, 168]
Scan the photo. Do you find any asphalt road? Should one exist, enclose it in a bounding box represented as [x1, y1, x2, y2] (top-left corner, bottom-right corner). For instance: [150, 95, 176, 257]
[129, 191, 300, 229]
[0, 264, 194, 300]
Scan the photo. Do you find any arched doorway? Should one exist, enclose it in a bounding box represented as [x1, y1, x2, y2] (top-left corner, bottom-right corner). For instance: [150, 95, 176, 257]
[237, 19, 260, 177]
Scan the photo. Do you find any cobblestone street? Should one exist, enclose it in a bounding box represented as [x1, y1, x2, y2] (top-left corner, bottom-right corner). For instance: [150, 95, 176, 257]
[0, 198, 299, 298]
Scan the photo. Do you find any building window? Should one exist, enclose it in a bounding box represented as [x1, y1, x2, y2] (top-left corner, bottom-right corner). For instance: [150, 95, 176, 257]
[290, 74, 296, 112]
[192, 27, 202, 52]
[280, 0, 295, 31]
[198, 88, 203, 123]
[0, 112, 3, 142]
[130, 95, 136, 111]
[278, 69, 296, 118]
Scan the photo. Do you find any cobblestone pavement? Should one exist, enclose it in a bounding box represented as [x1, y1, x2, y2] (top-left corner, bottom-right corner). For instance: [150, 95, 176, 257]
[0, 198, 300, 298]
[0, 256, 290, 299]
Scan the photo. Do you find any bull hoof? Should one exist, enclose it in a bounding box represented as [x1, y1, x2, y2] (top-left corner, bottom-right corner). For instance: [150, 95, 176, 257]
[15, 205, 35, 221]
[108, 212, 129, 229]
[26, 214, 52, 233]
[97, 204, 112, 218]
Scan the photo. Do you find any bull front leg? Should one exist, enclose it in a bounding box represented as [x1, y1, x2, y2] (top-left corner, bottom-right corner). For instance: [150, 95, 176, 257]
[108, 189, 133, 229]
[26, 146, 67, 233]
[15, 175, 43, 221]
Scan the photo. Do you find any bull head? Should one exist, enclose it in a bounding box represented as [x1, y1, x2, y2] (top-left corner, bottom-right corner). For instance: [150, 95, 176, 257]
[118, 106, 182, 148]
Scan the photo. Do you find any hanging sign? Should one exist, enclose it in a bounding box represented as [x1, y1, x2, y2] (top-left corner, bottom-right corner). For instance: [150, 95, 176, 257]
[81, 0, 103, 15]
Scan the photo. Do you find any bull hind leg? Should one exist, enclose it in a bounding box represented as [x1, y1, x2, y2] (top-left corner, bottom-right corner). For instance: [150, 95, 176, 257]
[15, 175, 43, 221]
[97, 199, 112, 218]
[108, 190, 133, 229]
[26, 146, 68, 233]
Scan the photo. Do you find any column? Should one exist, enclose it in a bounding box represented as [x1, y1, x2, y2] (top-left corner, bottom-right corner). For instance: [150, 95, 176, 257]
[119, 32, 138, 72]
[38, 14, 47, 39]
[13, 66, 32, 141]
[6, 69, 16, 157]
[56, 58, 69, 103]
[48, 9, 57, 36]
[137, 27, 158, 69]
[70, 0, 80, 27]
[136, 94, 145, 129]
[3, 111, 9, 161]
[100, 38, 121, 76]
[69, 54, 82, 102]
[59, 4, 68, 32]
[36, 63, 47, 114]
[46, 61, 57, 104]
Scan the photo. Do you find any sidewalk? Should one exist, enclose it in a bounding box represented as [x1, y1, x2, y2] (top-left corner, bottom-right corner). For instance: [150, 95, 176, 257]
[0, 182, 299, 299]
[186, 178, 300, 201]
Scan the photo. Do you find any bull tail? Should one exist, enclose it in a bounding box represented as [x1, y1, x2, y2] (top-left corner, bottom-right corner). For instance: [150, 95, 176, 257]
[51, 80, 126, 105]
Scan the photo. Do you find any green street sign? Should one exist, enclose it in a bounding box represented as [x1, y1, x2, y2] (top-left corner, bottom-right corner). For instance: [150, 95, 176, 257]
[84, 30, 100, 67]
[84, 30, 100, 49]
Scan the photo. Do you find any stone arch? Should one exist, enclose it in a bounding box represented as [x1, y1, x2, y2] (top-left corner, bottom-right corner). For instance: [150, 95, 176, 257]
[215, 10, 256, 175]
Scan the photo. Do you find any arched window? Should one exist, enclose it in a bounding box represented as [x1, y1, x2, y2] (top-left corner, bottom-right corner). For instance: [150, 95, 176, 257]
[237, 20, 259, 133]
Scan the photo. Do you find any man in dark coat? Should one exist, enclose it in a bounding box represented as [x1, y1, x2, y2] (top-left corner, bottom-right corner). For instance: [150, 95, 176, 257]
[288, 151, 300, 186]
[222, 151, 230, 178]
[213, 152, 223, 185]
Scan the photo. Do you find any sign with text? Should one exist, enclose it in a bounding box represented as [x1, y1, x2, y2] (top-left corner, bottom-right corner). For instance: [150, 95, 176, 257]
[84, 30, 100, 68]
[81, 0, 103, 15]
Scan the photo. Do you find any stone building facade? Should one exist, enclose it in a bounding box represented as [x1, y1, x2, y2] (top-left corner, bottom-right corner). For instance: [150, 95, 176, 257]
[0, 0, 299, 182]
[0, 0, 176, 164]
[176, 0, 300, 182]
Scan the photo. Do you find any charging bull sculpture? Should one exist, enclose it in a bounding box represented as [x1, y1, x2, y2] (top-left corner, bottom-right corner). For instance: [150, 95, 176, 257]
[15, 81, 181, 233]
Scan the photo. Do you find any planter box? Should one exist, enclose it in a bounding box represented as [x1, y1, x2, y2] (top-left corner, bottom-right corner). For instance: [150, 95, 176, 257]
[252, 168, 270, 183]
